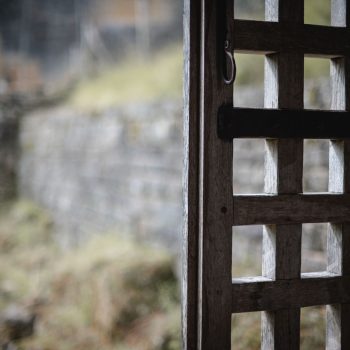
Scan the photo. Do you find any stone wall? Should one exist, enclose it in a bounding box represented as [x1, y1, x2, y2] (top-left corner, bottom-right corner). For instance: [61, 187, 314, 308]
[18, 80, 330, 252]
[19, 101, 183, 249]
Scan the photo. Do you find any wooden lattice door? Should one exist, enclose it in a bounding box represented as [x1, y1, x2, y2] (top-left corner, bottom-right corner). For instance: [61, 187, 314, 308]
[183, 0, 350, 349]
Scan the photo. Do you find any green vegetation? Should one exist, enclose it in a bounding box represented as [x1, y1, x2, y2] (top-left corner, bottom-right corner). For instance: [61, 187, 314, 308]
[301, 306, 326, 349]
[66, 0, 331, 112]
[69, 45, 182, 112]
[0, 200, 327, 349]
[305, 0, 330, 25]
[235, 53, 330, 88]
[0, 200, 180, 350]
[0, 200, 55, 312]
[305, 57, 330, 81]
[68, 46, 329, 114]
[235, 0, 330, 25]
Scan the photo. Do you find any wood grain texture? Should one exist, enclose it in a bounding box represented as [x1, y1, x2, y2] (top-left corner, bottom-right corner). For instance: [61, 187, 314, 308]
[261, 1, 304, 349]
[186, 0, 350, 349]
[233, 193, 350, 225]
[197, 0, 233, 349]
[331, 0, 349, 27]
[182, 0, 201, 349]
[327, 2, 350, 348]
[232, 274, 350, 313]
[329, 1, 350, 348]
[233, 20, 350, 57]
[217, 106, 350, 140]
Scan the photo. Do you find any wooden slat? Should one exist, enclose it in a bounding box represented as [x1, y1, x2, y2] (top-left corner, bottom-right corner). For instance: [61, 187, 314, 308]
[198, 0, 233, 349]
[233, 193, 350, 226]
[232, 274, 350, 313]
[331, 0, 350, 27]
[327, 1, 350, 349]
[217, 106, 350, 140]
[182, 0, 201, 348]
[233, 19, 350, 57]
[261, 1, 304, 349]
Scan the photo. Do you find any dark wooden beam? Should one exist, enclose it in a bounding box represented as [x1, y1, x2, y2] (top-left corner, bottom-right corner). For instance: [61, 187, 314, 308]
[233, 193, 350, 226]
[198, 0, 234, 348]
[233, 20, 350, 57]
[232, 273, 350, 313]
[218, 106, 350, 139]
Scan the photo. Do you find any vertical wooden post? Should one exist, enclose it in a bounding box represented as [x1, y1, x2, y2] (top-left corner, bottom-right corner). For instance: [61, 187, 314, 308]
[262, 1, 304, 349]
[183, 0, 201, 349]
[327, 1, 350, 349]
[198, 0, 234, 349]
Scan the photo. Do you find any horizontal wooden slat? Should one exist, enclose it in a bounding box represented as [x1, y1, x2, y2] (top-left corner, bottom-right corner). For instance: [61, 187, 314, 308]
[233, 20, 350, 57]
[218, 106, 350, 139]
[233, 193, 350, 225]
[232, 273, 350, 313]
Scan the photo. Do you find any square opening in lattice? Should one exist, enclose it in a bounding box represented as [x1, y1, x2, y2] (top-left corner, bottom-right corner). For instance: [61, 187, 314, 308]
[303, 139, 329, 193]
[304, 57, 331, 110]
[234, 54, 264, 108]
[301, 306, 326, 349]
[234, 0, 264, 21]
[305, 0, 330, 25]
[301, 223, 327, 274]
[232, 225, 262, 278]
[233, 139, 264, 194]
[231, 312, 261, 349]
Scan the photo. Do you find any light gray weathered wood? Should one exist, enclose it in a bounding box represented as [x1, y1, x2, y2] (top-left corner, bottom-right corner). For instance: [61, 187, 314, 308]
[182, 0, 201, 349]
[327, 2, 350, 348]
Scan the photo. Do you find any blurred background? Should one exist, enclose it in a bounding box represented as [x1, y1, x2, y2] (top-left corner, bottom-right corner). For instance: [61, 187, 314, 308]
[0, 0, 332, 349]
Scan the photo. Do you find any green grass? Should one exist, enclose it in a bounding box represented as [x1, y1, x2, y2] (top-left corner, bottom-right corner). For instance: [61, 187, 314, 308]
[68, 45, 182, 112]
[0, 200, 180, 350]
[305, 57, 330, 80]
[0, 200, 328, 349]
[305, 0, 330, 25]
[235, 54, 329, 88]
[67, 1, 330, 112]
[20, 232, 181, 350]
[67, 1, 331, 113]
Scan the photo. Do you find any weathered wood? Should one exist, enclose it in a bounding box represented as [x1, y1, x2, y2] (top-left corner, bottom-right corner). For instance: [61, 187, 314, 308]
[182, 0, 201, 349]
[261, 1, 304, 349]
[331, 0, 349, 27]
[232, 274, 350, 313]
[217, 106, 350, 140]
[185, 0, 350, 348]
[233, 20, 350, 57]
[198, 0, 234, 349]
[327, 2, 350, 348]
[233, 193, 350, 226]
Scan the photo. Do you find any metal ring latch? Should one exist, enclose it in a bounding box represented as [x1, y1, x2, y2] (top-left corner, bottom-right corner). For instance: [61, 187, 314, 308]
[223, 40, 236, 85]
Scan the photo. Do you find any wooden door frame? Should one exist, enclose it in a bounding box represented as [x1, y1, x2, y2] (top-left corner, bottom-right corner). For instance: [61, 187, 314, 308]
[182, 0, 200, 349]
[183, 0, 350, 349]
[183, 0, 234, 349]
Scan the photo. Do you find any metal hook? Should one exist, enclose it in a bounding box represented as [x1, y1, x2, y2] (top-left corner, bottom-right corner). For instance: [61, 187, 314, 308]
[223, 40, 236, 85]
